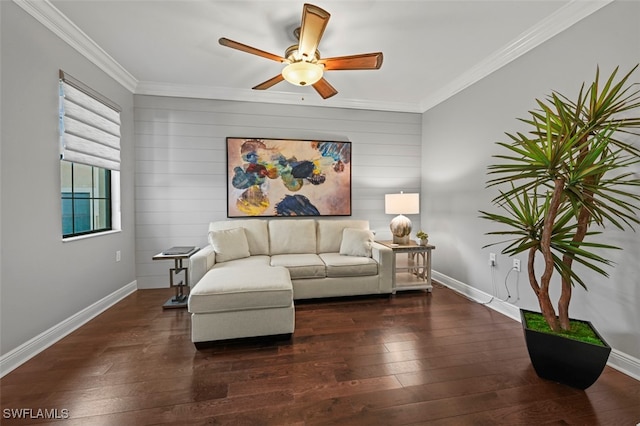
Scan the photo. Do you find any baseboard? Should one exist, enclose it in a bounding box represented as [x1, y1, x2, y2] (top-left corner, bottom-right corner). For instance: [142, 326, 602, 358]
[432, 270, 640, 382]
[0, 281, 137, 378]
[608, 349, 640, 381]
[432, 271, 521, 321]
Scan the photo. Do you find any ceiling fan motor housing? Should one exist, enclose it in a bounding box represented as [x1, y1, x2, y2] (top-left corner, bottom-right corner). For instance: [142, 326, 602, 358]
[285, 44, 321, 63]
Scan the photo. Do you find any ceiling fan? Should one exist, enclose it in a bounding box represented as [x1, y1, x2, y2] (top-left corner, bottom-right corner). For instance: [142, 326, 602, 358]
[219, 3, 383, 99]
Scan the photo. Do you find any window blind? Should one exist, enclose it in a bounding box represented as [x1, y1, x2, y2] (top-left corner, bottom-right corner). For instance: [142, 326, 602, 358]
[59, 70, 122, 171]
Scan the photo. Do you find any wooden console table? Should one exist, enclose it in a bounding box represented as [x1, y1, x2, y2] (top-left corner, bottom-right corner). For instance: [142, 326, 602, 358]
[377, 240, 435, 294]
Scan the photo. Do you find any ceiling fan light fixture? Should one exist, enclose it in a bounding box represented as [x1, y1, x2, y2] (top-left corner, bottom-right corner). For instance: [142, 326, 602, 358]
[281, 61, 323, 86]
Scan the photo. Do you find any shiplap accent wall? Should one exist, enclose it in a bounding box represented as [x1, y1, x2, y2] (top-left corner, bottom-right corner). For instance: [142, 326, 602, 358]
[134, 95, 421, 288]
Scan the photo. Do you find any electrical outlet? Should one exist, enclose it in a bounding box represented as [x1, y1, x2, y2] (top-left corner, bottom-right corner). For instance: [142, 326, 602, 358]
[513, 258, 520, 272]
[116, 250, 121, 262]
[489, 252, 496, 267]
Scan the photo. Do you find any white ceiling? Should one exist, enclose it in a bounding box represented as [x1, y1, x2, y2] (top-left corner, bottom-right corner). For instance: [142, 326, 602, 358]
[22, 0, 611, 112]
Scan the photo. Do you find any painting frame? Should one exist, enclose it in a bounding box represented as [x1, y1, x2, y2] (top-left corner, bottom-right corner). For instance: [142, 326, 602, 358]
[226, 137, 352, 218]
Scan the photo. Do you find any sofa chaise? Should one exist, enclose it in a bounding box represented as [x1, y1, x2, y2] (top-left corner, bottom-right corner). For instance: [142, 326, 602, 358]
[187, 218, 393, 346]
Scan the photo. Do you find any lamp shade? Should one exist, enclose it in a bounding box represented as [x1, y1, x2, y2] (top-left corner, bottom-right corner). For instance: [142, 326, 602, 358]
[282, 61, 323, 86]
[385, 193, 419, 215]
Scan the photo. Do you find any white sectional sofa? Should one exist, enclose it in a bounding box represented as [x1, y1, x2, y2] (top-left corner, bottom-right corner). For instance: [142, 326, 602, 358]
[187, 218, 393, 346]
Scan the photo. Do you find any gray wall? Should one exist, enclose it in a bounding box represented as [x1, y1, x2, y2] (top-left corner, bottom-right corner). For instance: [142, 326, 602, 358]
[422, 1, 640, 361]
[0, 1, 136, 356]
[134, 96, 422, 288]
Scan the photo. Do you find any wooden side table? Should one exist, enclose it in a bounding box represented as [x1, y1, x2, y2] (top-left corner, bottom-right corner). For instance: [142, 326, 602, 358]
[152, 246, 199, 309]
[377, 240, 435, 294]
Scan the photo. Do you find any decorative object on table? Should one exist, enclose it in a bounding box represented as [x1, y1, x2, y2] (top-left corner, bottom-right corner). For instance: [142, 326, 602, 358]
[480, 65, 640, 388]
[227, 137, 351, 217]
[162, 246, 197, 256]
[416, 230, 429, 246]
[385, 192, 419, 244]
[218, 3, 383, 99]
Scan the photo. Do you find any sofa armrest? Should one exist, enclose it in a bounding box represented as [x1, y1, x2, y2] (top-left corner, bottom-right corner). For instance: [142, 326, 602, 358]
[371, 242, 393, 293]
[189, 245, 216, 287]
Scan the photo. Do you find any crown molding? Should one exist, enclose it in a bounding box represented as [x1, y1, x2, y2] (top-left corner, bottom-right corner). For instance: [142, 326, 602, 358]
[13, 0, 138, 92]
[419, 0, 614, 112]
[136, 81, 423, 113]
[15, 0, 612, 113]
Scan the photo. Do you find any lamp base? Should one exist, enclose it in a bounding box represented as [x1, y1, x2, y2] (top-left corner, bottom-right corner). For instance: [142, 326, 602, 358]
[392, 234, 410, 245]
[390, 214, 412, 245]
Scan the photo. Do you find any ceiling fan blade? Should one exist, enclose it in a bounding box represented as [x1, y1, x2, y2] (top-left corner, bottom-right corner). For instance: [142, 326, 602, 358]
[320, 52, 383, 71]
[312, 78, 338, 99]
[252, 74, 285, 90]
[219, 38, 286, 63]
[298, 4, 330, 60]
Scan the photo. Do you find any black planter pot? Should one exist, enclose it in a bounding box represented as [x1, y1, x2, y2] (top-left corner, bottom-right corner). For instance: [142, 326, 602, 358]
[520, 309, 611, 389]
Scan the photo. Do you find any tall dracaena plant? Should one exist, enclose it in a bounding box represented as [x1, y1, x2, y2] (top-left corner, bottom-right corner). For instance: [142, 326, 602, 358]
[480, 65, 640, 332]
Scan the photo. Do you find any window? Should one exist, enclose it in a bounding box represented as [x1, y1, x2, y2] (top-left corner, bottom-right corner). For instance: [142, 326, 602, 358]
[61, 162, 111, 237]
[59, 70, 121, 238]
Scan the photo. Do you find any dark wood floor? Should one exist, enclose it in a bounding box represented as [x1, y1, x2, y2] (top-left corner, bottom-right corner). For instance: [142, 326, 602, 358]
[2, 285, 639, 425]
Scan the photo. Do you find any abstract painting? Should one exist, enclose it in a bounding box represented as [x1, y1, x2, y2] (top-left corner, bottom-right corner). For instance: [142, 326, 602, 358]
[227, 138, 352, 217]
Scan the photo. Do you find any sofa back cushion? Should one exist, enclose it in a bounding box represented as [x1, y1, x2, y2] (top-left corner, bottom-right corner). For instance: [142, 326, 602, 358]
[316, 220, 370, 253]
[269, 219, 316, 255]
[209, 219, 269, 255]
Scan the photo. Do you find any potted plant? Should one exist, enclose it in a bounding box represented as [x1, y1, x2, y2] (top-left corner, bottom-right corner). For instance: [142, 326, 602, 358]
[480, 65, 640, 388]
[416, 230, 429, 246]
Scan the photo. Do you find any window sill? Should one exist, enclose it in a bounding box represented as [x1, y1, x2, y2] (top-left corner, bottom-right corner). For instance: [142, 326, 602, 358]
[62, 229, 121, 242]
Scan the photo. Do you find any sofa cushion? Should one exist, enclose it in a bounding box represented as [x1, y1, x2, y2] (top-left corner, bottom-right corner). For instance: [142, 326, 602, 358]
[317, 220, 370, 253]
[209, 219, 269, 255]
[211, 255, 271, 269]
[269, 219, 316, 255]
[208, 227, 250, 263]
[270, 254, 326, 279]
[319, 253, 379, 278]
[188, 266, 292, 314]
[339, 228, 374, 257]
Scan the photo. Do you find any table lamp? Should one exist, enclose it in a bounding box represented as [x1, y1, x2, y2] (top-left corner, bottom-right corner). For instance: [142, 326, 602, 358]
[385, 192, 419, 244]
